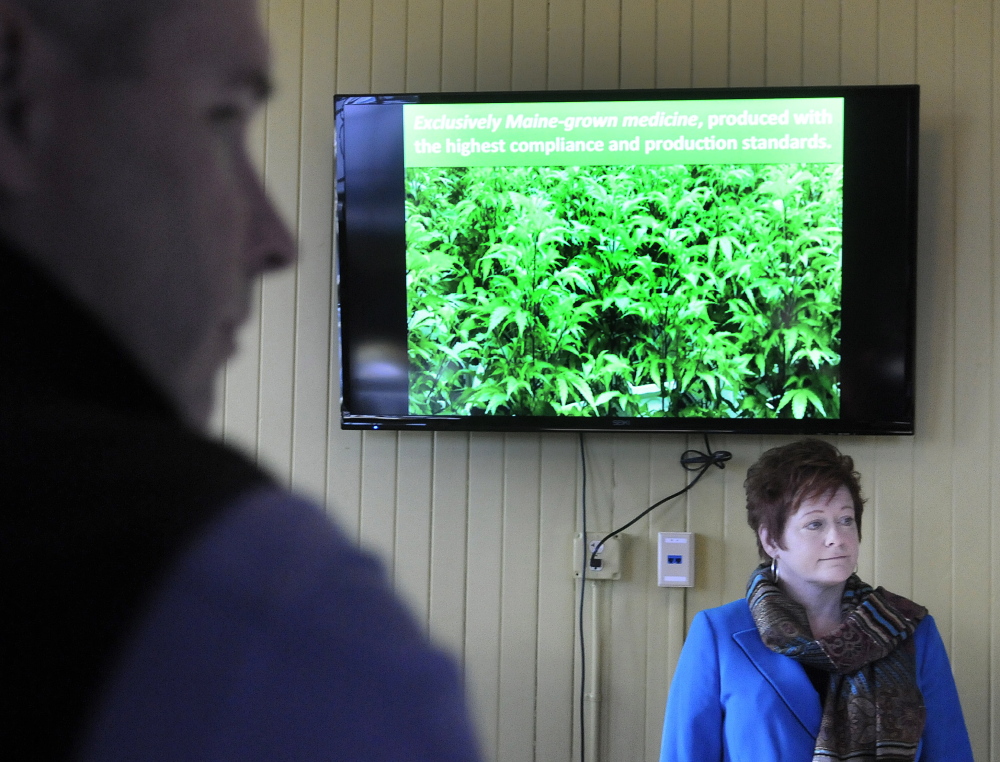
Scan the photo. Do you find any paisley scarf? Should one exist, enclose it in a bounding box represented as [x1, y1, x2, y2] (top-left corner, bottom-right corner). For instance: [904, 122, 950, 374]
[746, 565, 928, 761]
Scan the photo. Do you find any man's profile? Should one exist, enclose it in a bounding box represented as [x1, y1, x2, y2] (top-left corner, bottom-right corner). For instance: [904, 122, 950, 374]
[0, 1, 481, 759]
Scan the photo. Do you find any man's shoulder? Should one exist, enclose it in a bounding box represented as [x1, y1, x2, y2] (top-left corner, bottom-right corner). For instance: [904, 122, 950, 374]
[177, 485, 394, 621]
[78, 485, 484, 761]
[3, 399, 271, 760]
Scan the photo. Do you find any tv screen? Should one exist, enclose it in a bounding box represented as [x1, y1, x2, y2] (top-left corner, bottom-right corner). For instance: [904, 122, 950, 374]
[335, 85, 917, 435]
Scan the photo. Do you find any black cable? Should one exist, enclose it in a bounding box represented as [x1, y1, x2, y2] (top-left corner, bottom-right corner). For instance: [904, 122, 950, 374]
[587, 433, 732, 573]
[576, 433, 730, 762]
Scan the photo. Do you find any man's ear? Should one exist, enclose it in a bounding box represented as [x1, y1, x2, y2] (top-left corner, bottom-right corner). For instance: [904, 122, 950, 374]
[0, 2, 51, 198]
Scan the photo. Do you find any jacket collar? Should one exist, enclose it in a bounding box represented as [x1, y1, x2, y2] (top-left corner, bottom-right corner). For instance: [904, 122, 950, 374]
[0, 244, 180, 421]
[732, 610, 823, 737]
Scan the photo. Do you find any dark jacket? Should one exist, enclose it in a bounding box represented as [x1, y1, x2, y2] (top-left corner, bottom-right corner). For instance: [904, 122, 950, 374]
[1, 248, 268, 759]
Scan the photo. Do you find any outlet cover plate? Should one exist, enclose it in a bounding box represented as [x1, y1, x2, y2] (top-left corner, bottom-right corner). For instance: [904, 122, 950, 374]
[573, 533, 621, 580]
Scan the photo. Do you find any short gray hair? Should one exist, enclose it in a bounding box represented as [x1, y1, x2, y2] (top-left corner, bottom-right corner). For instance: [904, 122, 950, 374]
[17, 0, 175, 75]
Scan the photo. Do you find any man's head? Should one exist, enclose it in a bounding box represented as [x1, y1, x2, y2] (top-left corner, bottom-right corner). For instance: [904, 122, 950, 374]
[8, 0, 167, 75]
[0, 0, 296, 426]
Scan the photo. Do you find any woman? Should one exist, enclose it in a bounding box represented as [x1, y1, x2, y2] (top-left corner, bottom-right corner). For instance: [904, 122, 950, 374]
[659, 439, 973, 762]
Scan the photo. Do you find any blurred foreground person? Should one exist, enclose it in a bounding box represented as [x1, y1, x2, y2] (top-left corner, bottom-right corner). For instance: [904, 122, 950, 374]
[660, 439, 972, 762]
[0, 1, 481, 759]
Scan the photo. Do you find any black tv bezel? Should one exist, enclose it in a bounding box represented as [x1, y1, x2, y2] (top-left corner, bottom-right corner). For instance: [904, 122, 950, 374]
[335, 84, 918, 435]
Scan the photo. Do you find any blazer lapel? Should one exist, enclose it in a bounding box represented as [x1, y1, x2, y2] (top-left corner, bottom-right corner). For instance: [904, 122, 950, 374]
[733, 627, 822, 737]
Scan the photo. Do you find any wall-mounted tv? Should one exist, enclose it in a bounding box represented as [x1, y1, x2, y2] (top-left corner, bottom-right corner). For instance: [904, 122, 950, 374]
[335, 85, 918, 435]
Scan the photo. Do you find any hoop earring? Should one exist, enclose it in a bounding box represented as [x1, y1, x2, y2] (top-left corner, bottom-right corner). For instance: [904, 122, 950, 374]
[770, 557, 779, 583]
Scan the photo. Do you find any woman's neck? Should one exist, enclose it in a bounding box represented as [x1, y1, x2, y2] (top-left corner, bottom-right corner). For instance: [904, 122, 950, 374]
[781, 580, 846, 639]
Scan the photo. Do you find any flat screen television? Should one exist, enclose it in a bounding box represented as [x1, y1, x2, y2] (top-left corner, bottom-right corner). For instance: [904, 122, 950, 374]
[334, 85, 918, 435]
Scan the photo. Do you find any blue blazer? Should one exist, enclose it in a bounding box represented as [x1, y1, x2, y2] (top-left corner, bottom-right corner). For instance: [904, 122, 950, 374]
[659, 600, 973, 762]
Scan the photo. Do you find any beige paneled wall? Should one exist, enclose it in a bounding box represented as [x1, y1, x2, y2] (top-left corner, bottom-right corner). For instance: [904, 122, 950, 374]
[219, 1, 999, 760]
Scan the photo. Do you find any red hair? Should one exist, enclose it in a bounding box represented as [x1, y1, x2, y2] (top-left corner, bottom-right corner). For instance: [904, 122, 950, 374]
[745, 439, 864, 560]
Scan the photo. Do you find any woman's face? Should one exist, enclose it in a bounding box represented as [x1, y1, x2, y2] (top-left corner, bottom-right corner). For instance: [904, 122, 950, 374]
[760, 484, 859, 600]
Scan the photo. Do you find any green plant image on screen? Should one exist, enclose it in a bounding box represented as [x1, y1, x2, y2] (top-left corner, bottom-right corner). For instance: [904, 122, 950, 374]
[403, 98, 844, 419]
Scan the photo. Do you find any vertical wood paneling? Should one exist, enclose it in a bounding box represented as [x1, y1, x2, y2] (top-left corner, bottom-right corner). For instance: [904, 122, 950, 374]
[512, 0, 548, 90]
[237, 2, 1000, 760]
[497, 435, 541, 760]
[620, 0, 657, 89]
[442, 0, 477, 91]
[606, 436, 653, 762]
[428, 432, 472, 656]
[407, 0, 444, 91]
[290, 0, 337, 501]
[359, 433, 399, 554]
[583, 0, 621, 89]
[656, 0, 693, 88]
[255, 270, 299, 481]
[581, 436, 616, 535]
[878, 0, 917, 85]
[687, 435, 728, 621]
[720, 438, 758, 602]
[548, 0, 584, 90]
[372, 0, 407, 91]
[534, 435, 577, 762]
[335, 0, 372, 92]
[692, 0, 730, 87]
[840, 0, 878, 84]
[802, 0, 839, 84]
[324, 1, 367, 535]
[464, 434, 505, 759]
[645, 435, 693, 760]
[911, 0, 955, 637]
[871, 439, 916, 597]
[477, 0, 513, 91]
[571, 434, 614, 761]
[221, 284, 265, 457]
[848, 439, 878, 583]
[325, 427, 365, 534]
[951, 2, 993, 756]
[729, 0, 766, 87]
[765, 0, 803, 85]
[394, 433, 435, 624]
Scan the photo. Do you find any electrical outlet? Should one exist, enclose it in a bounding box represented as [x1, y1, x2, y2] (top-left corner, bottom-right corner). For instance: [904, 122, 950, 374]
[573, 533, 621, 580]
